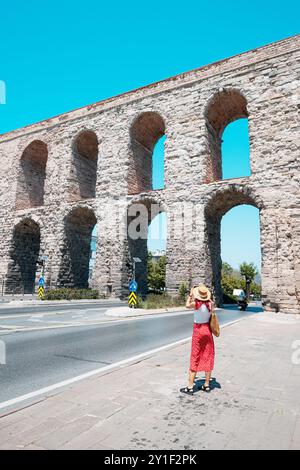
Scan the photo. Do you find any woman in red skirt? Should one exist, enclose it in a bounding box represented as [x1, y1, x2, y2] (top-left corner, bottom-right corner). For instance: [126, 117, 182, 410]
[180, 284, 215, 395]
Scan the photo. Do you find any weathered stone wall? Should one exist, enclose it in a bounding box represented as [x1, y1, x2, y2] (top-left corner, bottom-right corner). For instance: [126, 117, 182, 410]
[0, 34, 299, 313]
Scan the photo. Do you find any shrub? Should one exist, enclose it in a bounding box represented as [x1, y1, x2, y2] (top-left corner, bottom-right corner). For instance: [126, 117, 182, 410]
[222, 292, 237, 304]
[178, 281, 188, 301]
[140, 292, 184, 309]
[42, 288, 99, 301]
[147, 253, 166, 291]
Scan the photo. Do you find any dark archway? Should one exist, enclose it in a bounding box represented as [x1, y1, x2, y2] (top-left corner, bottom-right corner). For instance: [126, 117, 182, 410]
[15, 140, 48, 210]
[69, 130, 98, 201]
[205, 188, 261, 305]
[6, 219, 41, 293]
[128, 112, 165, 194]
[205, 90, 249, 183]
[58, 207, 97, 288]
[126, 197, 166, 295]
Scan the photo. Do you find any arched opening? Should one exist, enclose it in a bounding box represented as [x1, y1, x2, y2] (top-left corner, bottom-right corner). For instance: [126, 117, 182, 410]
[222, 119, 250, 179]
[58, 207, 97, 288]
[205, 90, 249, 182]
[127, 198, 166, 295]
[205, 189, 261, 306]
[15, 140, 48, 210]
[221, 205, 261, 302]
[147, 212, 167, 292]
[89, 224, 98, 282]
[6, 219, 41, 293]
[128, 112, 165, 194]
[69, 131, 98, 201]
[152, 135, 166, 190]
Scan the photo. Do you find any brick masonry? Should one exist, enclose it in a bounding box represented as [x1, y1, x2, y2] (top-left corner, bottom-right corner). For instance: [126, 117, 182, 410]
[0, 35, 299, 312]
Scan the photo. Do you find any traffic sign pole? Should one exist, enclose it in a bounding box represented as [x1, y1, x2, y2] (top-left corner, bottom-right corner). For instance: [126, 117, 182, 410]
[128, 291, 137, 308]
[38, 286, 44, 299]
[128, 279, 138, 308]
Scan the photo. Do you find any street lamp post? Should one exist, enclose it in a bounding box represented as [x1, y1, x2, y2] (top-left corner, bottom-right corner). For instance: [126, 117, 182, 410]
[132, 257, 141, 283]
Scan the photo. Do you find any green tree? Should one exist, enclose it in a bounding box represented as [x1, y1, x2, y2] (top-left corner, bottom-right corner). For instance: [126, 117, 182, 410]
[147, 253, 166, 291]
[222, 262, 234, 277]
[178, 281, 188, 301]
[221, 262, 243, 302]
[239, 262, 258, 300]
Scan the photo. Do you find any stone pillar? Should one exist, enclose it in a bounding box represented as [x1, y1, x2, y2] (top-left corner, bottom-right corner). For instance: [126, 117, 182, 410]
[259, 208, 280, 311]
[89, 200, 130, 298]
[40, 217, 65, 291]
[260, 207, 300, 313]
[282, 211, 300, 313]
[165, 202, 217, 299]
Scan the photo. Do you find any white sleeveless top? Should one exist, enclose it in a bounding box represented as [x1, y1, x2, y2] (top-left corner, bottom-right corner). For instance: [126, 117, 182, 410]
[194, 303, 211, 324]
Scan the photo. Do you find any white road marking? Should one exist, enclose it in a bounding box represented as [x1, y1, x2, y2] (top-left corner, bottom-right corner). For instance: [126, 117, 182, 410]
[0, 318, 135, 334]
[0, 336, 191, 411]
[0, 316, 249, 411]
[0, 308, 108, 321]
[0, 325, 25, 330]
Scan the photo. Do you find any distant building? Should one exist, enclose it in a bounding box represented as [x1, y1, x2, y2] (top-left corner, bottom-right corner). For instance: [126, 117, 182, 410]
[150, 250, 166, 262]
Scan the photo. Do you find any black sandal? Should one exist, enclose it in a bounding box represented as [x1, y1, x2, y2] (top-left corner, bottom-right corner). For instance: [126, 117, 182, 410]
[180, 386, 194, 395]
[201, 384, 211, 393]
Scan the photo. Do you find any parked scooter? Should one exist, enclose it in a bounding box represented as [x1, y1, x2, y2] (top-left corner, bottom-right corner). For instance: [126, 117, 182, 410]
[233, 289, 248, 311]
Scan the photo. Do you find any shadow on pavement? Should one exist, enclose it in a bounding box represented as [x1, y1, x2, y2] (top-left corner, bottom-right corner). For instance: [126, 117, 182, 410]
[193, 377, 222, 393]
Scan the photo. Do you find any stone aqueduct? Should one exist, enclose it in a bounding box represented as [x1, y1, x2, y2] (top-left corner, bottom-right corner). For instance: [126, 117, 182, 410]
[0, 35, 299, 313]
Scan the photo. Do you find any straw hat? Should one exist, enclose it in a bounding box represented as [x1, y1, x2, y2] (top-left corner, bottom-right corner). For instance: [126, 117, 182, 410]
[192, 284, 211, 301]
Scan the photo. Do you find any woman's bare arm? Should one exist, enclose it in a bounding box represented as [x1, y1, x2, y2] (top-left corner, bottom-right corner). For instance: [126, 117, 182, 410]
[186, 289, 196, 309]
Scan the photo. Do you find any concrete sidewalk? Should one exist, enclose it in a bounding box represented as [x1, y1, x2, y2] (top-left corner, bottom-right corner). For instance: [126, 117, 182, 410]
[0, 311, 300, 450]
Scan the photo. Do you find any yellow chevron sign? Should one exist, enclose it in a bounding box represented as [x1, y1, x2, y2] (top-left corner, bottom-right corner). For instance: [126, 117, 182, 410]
[128, 291, 137, 307]
[38, 286, 44, 299]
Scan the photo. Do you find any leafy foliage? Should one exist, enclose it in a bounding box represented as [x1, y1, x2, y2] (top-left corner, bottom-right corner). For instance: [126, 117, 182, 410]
[147, 252, 166, 292]
[222, 261, 261, 303]
[239, 262, 258, 282]
[178, 281, 189, 301]
[43, 288, 100, 300]
[139, 292, 184, 309]
[239, 262, 259, 300]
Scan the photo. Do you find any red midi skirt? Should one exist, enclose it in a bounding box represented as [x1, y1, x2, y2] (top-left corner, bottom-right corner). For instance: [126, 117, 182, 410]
[190, 323, 215, 372]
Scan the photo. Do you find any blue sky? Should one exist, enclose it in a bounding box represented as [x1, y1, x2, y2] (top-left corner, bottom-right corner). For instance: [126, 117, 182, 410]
[1, 0, 299, 271]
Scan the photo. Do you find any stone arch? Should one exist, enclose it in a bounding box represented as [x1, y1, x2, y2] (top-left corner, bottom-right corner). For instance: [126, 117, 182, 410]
[125, 195, 166, 295]
[68, 130, 98, 201]
[204, 186, 263, 305]
[6, 218, 41, 293]
[58, 206, 97, 288]
[204, 89, 249, 183]
[15, 140, 48, 210]
[128, 112, 166, 195]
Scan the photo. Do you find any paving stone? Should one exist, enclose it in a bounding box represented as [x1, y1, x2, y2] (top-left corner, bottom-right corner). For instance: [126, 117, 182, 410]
[0, 417, 65, 449]
[58, 425, 108, 450]
[33, 415, 99, 449]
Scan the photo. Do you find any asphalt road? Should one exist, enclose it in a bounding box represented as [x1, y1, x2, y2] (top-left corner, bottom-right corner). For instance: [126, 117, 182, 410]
[0, 300, 125, 317]
[0, 303, 262, 407]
